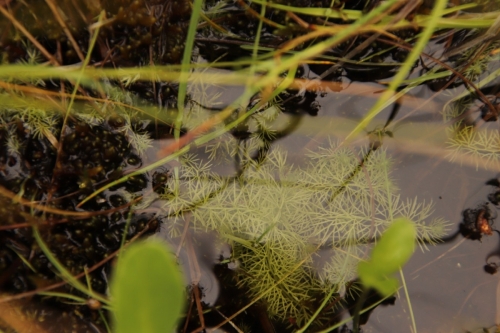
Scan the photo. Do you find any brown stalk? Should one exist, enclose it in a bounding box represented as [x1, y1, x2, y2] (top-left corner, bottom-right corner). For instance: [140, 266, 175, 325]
[236, 0, 282, 29]
[0, 4, 59, 66]
[0, 300, 52, 333]
[379, 37, 498, 119]
[185, 233, 205, 332]
[0, 195, 144, 230]
[0, 217, 157, 305]
[156, 103, 237, 158]
[45, 0, 85, 62]
[0, 183, 146, 218]
[0, 217, 70, 231]
[271, 0, 404, 64]
[0, 81, 159, 120]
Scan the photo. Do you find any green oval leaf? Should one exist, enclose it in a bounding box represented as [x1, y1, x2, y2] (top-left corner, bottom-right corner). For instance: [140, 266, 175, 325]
[358, 218, 416, 296]
[111, 240, 185, 333]
[358, 261, 399, 297]
[370, 217, 416, 274]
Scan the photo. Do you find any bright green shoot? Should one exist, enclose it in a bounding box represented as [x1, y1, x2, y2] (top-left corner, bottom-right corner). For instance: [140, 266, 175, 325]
[110, 239, 185, 333]
[358, 217, 416, 297]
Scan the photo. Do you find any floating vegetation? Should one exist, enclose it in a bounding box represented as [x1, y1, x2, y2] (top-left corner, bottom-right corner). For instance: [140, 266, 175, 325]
[159, 142, 449, 324]
[443, 95, 500, 170]
[1, 0, 500, 331]
[458, 42, 499, 83]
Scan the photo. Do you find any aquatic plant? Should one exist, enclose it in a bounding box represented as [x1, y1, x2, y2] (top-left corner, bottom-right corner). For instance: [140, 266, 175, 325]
[458, 41, 498, 83]
[158, 141, 449, 324]
[1, 0, 495, 330]
[358, 218, 416, 298]
[443, 98, 500, 170]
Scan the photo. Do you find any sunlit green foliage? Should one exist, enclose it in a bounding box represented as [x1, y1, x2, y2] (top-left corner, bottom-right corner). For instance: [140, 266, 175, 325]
[159, 141, 449, 323]
[0, 81, 155, 157]
[358, 218, 416, 297]
[443, 99, 500, 170]
[459, 42, 499, 82]
[1, 0, 495, 330]
[110, 240, 185, 333]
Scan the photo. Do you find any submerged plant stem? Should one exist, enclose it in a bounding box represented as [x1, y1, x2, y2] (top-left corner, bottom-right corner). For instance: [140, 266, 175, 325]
[400, 269, 417, 333]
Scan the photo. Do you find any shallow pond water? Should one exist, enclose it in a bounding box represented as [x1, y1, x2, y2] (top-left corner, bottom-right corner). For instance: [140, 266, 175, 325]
[153, 61, 500, 332]
[1, 1, 500, 332]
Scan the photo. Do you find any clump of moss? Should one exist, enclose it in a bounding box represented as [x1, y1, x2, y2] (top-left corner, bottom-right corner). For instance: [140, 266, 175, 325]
[0, 106, 159, 331]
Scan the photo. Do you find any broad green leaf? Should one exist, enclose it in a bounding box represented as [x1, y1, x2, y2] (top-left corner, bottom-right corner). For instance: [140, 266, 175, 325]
[358, 218, 416, 296]
[358, 261, 399, 297]
[370, 218, 416, 274]
[111, 240, 185, 333]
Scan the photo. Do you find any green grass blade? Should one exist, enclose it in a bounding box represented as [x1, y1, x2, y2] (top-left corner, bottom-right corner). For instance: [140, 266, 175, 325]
[345, 0, 448, 141]
[37, 291, 87, 304]
[313, 294, 394, 333]
[32, 227, 109, 304]
[176, 0, 204, 141]
[400, 269, 417, 333]
[62, 11, 104, 130]
[253, 0, 400, 85]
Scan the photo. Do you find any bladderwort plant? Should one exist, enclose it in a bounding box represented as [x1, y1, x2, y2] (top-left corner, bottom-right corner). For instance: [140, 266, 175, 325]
[158, 139, 449, 324]
[444, 98, 500, 170]
[442, 68, 500, 171]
